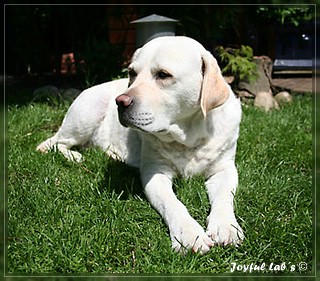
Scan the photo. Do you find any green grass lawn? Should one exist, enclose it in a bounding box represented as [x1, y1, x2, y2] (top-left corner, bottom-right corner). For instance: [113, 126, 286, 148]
[7, 92, 313, 276]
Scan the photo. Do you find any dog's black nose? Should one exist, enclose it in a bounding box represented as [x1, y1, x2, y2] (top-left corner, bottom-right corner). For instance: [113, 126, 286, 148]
[116, 94, 133, 109]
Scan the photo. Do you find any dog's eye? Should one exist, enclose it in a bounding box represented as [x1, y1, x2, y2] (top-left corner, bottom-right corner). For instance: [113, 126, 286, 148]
[128, 68, 137, 79]
[157, 70, 172, 80]
[128, 68, 137, 86]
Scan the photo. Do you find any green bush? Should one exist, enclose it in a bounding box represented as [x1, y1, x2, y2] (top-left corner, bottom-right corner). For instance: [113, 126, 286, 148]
[214, 45, 258, 85]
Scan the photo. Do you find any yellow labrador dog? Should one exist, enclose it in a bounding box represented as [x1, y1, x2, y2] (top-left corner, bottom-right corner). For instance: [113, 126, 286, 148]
[37, 36, 244, 254]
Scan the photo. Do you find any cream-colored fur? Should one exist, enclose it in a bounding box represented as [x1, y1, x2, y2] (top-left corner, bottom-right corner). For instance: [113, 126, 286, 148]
[37, 36, 244, 254]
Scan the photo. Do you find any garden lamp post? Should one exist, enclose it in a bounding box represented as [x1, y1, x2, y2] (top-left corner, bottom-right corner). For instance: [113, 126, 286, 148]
[131, 14, 178, 47]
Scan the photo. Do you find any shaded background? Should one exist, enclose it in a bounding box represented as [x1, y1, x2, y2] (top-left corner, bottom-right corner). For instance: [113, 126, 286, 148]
[4, 2, 316, 103]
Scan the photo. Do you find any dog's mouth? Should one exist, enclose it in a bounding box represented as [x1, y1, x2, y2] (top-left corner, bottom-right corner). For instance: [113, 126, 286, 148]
[118, 110, 155, 131]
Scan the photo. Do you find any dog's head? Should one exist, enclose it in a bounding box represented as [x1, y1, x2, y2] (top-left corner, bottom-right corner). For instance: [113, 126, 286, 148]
[116, 36, 229, 136]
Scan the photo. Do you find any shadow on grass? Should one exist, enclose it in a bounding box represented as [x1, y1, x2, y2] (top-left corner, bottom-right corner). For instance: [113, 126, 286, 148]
[5, 74, 84, 106]
[99, 160, 144, 200]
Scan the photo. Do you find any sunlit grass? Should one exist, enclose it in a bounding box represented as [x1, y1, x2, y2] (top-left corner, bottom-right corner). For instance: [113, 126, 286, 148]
[7, 94, 313, 275]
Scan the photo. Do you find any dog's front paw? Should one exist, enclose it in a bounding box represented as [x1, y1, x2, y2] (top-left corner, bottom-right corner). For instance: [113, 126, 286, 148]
[37, 140, 83, 162]
[206, 214, 244, 246]
[171, 219, 214, 254]
[37, 139, 54, 153]
[62, 149, 83, 163]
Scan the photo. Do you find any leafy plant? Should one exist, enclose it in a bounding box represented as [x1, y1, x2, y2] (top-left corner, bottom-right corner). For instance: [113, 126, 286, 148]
[256, 7, 313, 26]
[214, 45, 258, 84]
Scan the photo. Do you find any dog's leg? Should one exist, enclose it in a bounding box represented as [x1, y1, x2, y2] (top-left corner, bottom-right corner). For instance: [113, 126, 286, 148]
[36, 88, 110, 162]
[36, 132, 83, 162]
[205, 163, 244, 246]
[142, 171, 214, 254]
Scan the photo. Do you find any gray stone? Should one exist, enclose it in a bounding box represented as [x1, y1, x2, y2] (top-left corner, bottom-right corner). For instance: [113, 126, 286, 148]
[62, 88, 81, 101]
[254, 90, 279, 112]
[235, 89, 255, 98]
[274, 91, 293, 104]
[223, 76, 235, 84]
[33, 85, 60, 96]
[238, 56, 273, 96]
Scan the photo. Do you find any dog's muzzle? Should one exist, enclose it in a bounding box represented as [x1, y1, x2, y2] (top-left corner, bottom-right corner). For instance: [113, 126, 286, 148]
[116, 94, 154, 129]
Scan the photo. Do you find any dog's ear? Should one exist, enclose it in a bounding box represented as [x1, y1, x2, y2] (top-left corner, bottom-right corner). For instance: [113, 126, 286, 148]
[200, 51, 229, 118]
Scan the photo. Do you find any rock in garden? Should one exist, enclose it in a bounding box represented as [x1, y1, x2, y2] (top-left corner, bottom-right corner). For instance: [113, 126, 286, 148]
[33, 85, 60, 97]
[236, 90, 255, 98]
[61, 88, 81, 101]
[254, 90, 279, 112]
[274, 91, 293, 104]
[223, 76, 235, 84]
[238, 56, 273, 96]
